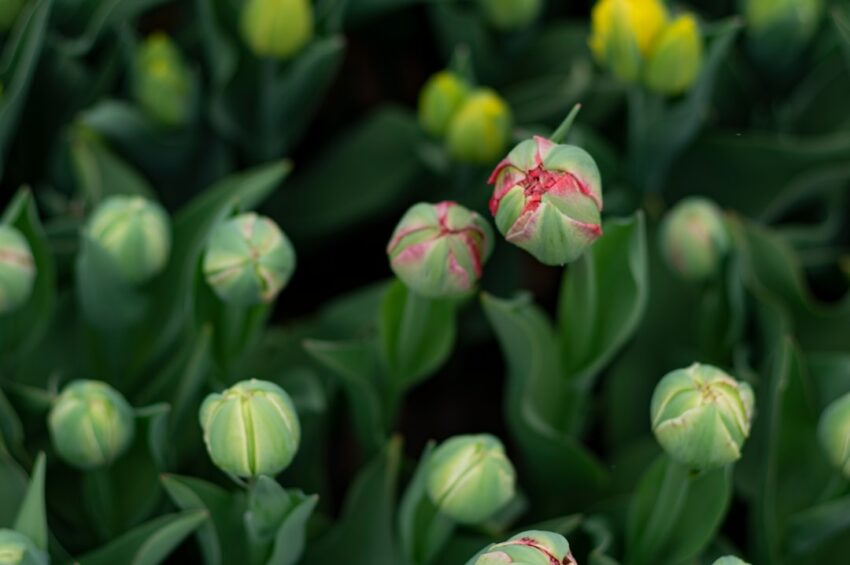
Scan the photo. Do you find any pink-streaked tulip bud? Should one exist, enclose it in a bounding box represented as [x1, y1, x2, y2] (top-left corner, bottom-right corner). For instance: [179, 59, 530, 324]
[387, 201, 493, 299]
[469, 530, 576, 565]
[488, 135, 603, 266]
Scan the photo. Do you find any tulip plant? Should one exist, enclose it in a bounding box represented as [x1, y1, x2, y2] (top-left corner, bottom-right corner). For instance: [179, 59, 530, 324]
[1, 0, 849, 564]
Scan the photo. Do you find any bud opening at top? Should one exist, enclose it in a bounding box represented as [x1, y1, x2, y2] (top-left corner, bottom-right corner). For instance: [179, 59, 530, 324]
[471, 530, 576, 565]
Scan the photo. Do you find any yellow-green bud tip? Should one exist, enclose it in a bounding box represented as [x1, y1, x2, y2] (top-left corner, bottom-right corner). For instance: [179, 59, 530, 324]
[817, 391, 850, 478]
[589, 0, 669, 83]
[446, 89, 512, 165]
[241, 0, 314, 60]
[418, 71, 470, 138]
[134, 32, 192, 128]
[644, 14, 704, 95]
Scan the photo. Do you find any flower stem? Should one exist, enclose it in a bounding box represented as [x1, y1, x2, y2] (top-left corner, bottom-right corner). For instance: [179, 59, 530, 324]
[550, 103, 582, 143]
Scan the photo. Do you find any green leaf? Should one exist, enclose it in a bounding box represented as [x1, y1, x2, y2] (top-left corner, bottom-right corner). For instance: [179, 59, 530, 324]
[264, 491, 319, 565]
[303, 438, 403, 565]
[77, 509, 208, 565]
[786, 494, 850, 559]
[245, 476, 293, 543]
[0, 441, 27, 526]
[12, 453, 47, 550]
[558, 212, 648, 386]
[60, 0, 169, 56]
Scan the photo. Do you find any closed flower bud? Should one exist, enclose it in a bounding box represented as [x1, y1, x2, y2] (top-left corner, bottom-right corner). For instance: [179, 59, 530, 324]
[644, 14, 703, 95]
[589, 0, 668, 83]
[713, 557, 751, 565]
[477, 0, 543, 31]
[418, 71, 470, 138]
[660, 197, 729, 282]
[0, 530, 48, 565]
[203, 213, 296, 306]
[743, 0, 824, 70]
[48, 380, 136, 470]
[387, 201, 493, 299]
[0, 225, 35, 315]
[0, 0, 24, 32]
[86, 195, 171, 285]
[426, 434, 516, 524]
[471, 531, 576, 565]
[651, 363, 755, 470]
[446, 89, 512, 164]
[200, 379, 300, 478]
[133, 32, 192, 128]
[817, 392, 850, 478]
[488, 135, 603, 266]
[241, 0, 314, 60]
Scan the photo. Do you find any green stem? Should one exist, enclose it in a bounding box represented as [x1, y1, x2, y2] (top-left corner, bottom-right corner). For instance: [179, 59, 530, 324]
[632, 457, 691, 565]
[550, 103, 582, 143]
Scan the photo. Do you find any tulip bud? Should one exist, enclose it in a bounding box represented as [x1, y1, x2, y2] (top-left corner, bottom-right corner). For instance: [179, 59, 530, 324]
[426, 434, 516, 524]
[387, 201, 493, 299]
[743, 0, 824, 71]
[817, 392, 850, 478]
[86, 195, 171, 285]
[0, 0, 24, 32]
[644, 14, 704, 95]
[48, 380, 136, 470]
[713, 557, 751, 565]
[241, 0, 314, 60]
[203, 213, 296, 306]
[660, 197, 730, 282]
[651, 363, 755, 470]
[200, 379, 301, 478]
[446, 89, 512, 164]
[488, 135, 603, 266]
[0, 225, 35, 315]
[418, 71, 470, 138]
[0, 530, 48, 565]
[471, 531, 576, 565]
[133, 32, 192, 128]
[589, 0, 669, 83]
[477, 0, 543, 31]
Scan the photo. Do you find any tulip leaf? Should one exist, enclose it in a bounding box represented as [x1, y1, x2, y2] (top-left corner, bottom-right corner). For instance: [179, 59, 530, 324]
[0, 440, 27, 526]
[264, 491, 319, 565]
[558, 212, 648, 386]
[303, 437, 403, 565]
[245, 476, 292, 543]
[482, 292, 609, 513]
[60, 0, 169, 57]
[0, 0, 51, 180]
[76, 509, 208, 565]
[162, 474, 248, 565]
[379, 280, 458, 391]
[12, 452, 47, 550]
[786, 494, 850, 559]
[0, 389, 23, 454]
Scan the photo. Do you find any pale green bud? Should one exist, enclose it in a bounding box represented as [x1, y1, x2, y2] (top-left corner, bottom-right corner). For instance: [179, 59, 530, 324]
[644, 14, 704, 95]
[488, 135, 603, 266]
[200, 379, 300, 478]
[446, 89, 512, 164]
[0, 530, 48, 565]
[387, 201, 493, 299]
[713, 557, 752, 565]
[817, 392, 850, 478]
[0, 0, 24, 32]
[241, 0, 314, 60]
[48, 380, 136, 470]
[743, 0, 824, 70]
[86, 195, 171, 285]
[203, 213, 296, 306]
[418, 71, 470, 138]
[477, 0, 543, 31]
[133, 32, 192, 128]
[651, 363, 755, 470]
[470, 531, 575, 565]
[660, 197, 730, 282]
[0, 225, 35, 315]
[426, 434, 516, 524]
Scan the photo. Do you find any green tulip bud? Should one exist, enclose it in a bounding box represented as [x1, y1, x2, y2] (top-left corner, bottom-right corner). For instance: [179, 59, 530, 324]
[660, 197, 730, 282]
[713, 557, 751, 565]
[589, 0, 669, 83]
[0, 530, 48, 565]
[644, 14, 704, 95]
[0, 0, 24, 32]
[743, 0, 824, 71]
[426, 434, 516, 524]
[477, 0, 543, 31]
[488, 135, 603, 266]
[0, 225, 35, 315]
[48, 380, 136, 470]
[200, 379, 300, 478]
[241, 0, 314, 60]
[470, 531, 576, 565]
[86, 195, 171, 285]
[418, 71, 470, 138]
[446, 89, 512, 164]
[387, 201, 493, 299]
[651, 363, 755, 470]
[203, 213, 296, 306]
[817, 392, 850, 478]
[133, 32, 192, 128]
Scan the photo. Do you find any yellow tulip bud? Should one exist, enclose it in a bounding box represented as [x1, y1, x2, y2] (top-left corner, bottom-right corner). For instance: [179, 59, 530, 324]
[241, 0, 314, 60]
[589, 0, 668, 83]
[644, 14, 704, 95]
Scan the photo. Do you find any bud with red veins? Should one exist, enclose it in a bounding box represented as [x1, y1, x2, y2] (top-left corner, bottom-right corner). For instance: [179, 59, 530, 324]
[387, 201, 493, 299]
[469, 530, 577, 565]
[488, 135, 603, 266]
